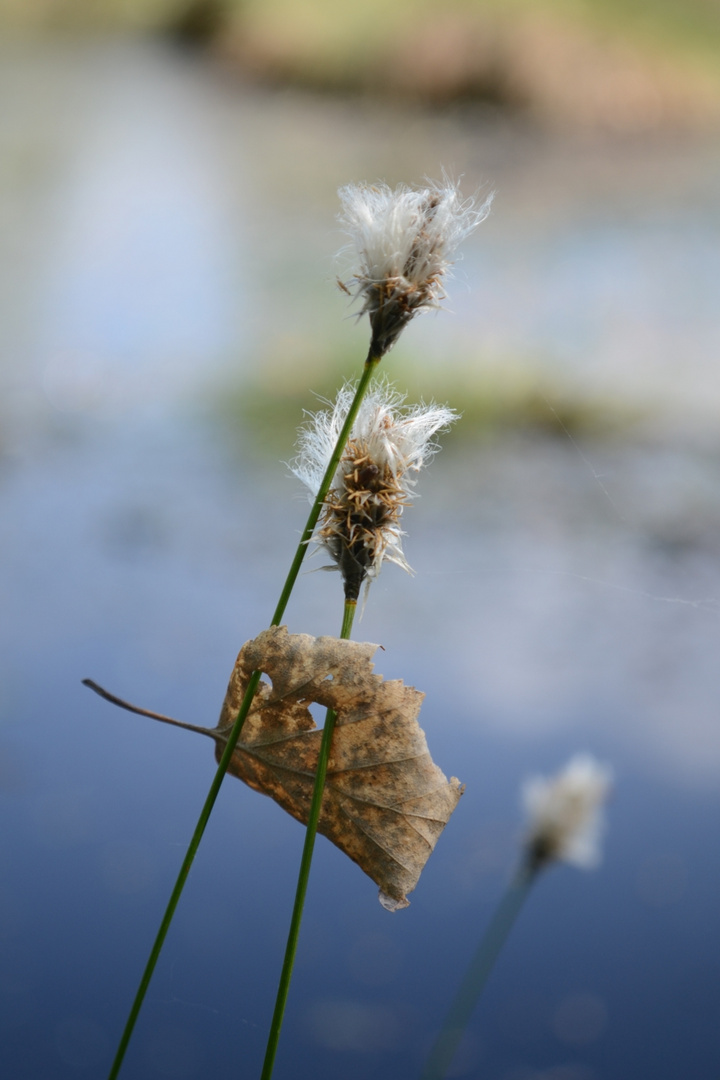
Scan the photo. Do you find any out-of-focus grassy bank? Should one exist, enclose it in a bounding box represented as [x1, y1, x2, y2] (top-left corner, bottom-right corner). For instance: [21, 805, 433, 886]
[214, 354, 649, 463]
[3, 0, 720, 129]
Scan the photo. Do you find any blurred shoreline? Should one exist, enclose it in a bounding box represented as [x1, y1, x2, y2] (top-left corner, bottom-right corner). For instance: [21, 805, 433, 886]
[1, 0, 720, 131]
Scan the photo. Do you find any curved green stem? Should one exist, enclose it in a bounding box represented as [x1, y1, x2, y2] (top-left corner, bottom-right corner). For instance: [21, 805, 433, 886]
[419, 862, 537, 1080]
[107, 358, 378, 1080]
[260, 597, 357, 1080]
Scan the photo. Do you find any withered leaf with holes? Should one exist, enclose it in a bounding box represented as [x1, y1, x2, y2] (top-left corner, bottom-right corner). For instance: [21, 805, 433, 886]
[89, 626, 464, 907]
[216, 627, 463, 907]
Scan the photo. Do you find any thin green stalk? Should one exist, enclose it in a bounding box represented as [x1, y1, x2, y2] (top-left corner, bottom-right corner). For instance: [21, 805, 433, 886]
[260, 596, 357, 1080]
[270, 356, 379, 627]
[107, 357, 378, 1080]
[419, 862, 537, 1080]
[338, 597, 357, 640]
[107, 668, 262, 1080]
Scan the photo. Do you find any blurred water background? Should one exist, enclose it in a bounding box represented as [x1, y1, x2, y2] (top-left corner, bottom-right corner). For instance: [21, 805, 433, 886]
[1, 3, 720, 1078]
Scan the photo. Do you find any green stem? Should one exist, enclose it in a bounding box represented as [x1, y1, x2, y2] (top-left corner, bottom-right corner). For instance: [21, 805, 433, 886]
[270, 356, 379, 627]
[338, 597, 357, 639]
[419, 862, 537, 1080]
[107, 358, 378, 1080]
[107, 669, 262, 1080]
[260, 597, 357, 1080]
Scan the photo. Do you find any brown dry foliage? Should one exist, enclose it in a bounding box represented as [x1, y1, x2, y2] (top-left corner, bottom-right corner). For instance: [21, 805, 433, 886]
[215, 626, 463, 907]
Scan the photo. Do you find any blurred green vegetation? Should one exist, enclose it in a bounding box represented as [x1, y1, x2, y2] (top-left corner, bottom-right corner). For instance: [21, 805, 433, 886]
[5, 0, 720, 56]
[3, 0, 718, 127]
[220, 0, 720, 73]
[214, 345, 646, 463]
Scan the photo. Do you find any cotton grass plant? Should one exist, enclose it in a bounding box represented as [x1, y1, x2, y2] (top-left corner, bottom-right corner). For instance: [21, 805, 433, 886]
[337, 177, 493, 357]
[91, 175, 612, 1080]
[421, 755, 613, 1080]
[96, 175, 490, 1080]
[291, 382, 458, 601]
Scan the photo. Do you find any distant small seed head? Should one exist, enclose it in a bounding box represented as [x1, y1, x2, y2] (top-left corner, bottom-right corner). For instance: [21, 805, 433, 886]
[522, 755, 613, 872]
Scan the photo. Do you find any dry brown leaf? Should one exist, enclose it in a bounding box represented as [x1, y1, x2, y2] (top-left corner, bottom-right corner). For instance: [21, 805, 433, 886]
[213, 626, 463, 908]
[83, 626, 463, 906]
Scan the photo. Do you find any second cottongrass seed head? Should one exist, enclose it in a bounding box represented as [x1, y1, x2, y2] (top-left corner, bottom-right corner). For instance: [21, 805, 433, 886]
[292, 382, 458, 602]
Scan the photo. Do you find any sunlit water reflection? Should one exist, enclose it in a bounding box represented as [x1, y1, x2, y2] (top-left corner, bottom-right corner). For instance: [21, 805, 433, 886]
[1, 39, 719, 1080]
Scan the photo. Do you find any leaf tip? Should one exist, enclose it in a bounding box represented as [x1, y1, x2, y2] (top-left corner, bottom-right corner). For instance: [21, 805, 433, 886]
[378, 889, 410, 912]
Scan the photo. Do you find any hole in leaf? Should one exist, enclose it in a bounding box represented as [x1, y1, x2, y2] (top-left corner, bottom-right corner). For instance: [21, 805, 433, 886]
[307, 702, 326, 729]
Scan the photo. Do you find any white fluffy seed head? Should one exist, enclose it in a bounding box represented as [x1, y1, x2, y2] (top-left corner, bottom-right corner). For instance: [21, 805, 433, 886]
[522, 755, 613, 871]
[291, 381, 458, 600]
[337, 176, 493, 357]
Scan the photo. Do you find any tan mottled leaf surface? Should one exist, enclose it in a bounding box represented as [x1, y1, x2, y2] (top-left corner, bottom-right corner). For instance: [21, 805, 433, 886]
[214, 626, 463, 907]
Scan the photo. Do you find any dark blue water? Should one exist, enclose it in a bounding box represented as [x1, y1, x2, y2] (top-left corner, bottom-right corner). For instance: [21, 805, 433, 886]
[1, 39, 720, 1080]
